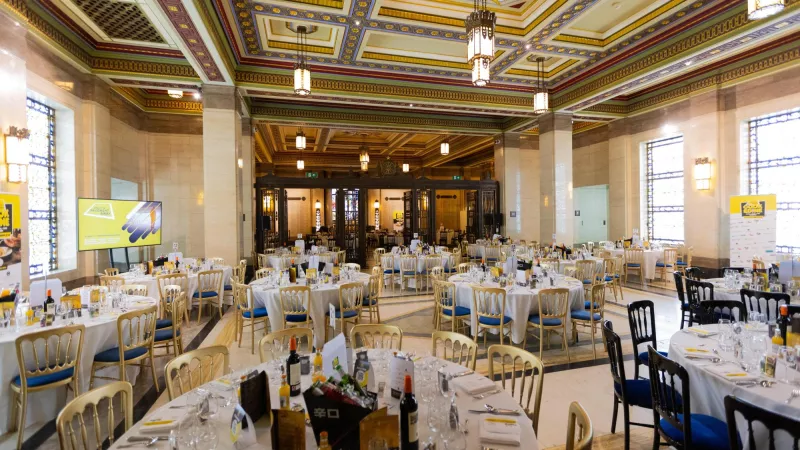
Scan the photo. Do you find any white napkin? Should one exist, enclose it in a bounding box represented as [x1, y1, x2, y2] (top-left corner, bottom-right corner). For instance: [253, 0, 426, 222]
[681, 347, 717, 359]
[439, 365, 471, 377]
[452, 374, 496, 395]
[707, 366, 759, 382]
[479, 417, 521, 445]
[685, 327, 718, 337]
[138, 408, 188, 433]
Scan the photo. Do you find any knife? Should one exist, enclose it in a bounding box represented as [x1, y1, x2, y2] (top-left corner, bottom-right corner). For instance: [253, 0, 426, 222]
[450, 370, 475, 378]
[466, 409, 520, 416]
[127, 435, 169, 442]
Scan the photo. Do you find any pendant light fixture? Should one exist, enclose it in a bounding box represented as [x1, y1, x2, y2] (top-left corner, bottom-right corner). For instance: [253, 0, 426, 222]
[440, 139, 450, 156]
[294, 26, 311, 96]
[296, 128, 306, 170]
[748, 0, 784, 19]
[359, 142, 370, 172]
[466, 0, 496, 87]
[532, 57, 549, 114]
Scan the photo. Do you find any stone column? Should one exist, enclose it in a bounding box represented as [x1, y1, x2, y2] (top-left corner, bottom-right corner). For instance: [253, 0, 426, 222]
[539, 112, 573, 246]
[82, 77, 112, 272]
[202, 85, 241, 264]
[240, 117, 254, 263]
[493, 132, 539, 241]
[607, 119, 633, 241]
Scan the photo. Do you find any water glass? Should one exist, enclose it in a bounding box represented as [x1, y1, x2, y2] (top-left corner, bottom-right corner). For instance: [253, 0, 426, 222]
[717, 319, 733, 351]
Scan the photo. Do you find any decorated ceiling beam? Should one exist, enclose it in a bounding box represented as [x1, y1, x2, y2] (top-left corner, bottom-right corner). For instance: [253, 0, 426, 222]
[424, 135, 495, 168]
[315, 128, 333, 152]
[253, 125, 272, 163]
[382, 133, 415, 155]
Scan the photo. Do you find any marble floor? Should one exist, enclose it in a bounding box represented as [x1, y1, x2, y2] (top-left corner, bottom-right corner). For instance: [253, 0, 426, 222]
[4, 280, 683, 450]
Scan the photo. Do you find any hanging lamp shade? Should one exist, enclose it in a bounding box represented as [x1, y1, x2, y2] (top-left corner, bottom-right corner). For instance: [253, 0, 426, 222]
[295, 130, 306, 150]
[359, 144, 370, 172]
[466, 0, 495, 87]
[297, 158, 304, 170]
[294, 26, 311, 96]
[402, 163, 409, 173]
[440, 140, 450, 155]
[532, 57, 549, 114]
[748, 0, 784, 19]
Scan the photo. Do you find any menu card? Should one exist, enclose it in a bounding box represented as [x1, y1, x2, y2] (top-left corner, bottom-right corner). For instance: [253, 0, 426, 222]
[389, 355, 414, 399]
[323, 333, 348, 381]
[271, 409, 305, 449]
[239, 370, 269, 423]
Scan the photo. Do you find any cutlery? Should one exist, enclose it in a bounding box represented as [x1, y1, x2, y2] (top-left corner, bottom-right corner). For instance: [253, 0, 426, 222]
[127, 436, 169, 442]
[472, 388, 501, 400]
[450, 370, 475, 378]
[785, 389, 800, 404]
[686, 356, 722, 363]
[466, 404, 521, 416]
[117, 437, 158, 448]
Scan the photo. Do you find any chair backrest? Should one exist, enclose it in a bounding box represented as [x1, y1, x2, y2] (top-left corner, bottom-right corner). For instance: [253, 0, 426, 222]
[164, 293, 186, 338]
[99, 276, 124, 289]
[431, 331, 477, 370]
[487, 345, 544, 434]
[233, 282, 253, 313]
[457, 262, 472, 274]
[601, 321, 627, 392]
[648, 349, 692, 449]
[197, 270, 224, 295]
[120, 284, 148, 296]
[156, 273, 188, 300]
[56, 381, 133, 449]
[374, 248, 386, 256]
[472, 286, 507, 323]
[400, 255, 417, 274]
[15, 324, 85, 390]
[628, 300, 657, 355]
[350, 324, 403, 350]
[613, 255, 624, 276]
[565, 401, 593, 450]
[589, 283, 605, 315]
[231, 264, 245, 285]
[601, 258, 615, 276]
[624, 248, 643, 265]
[684, 277, 714, 314]
[344, 263, 361, 271]
[367, 274, 380, 299]
[380, 253, 394, 271]
[257, 253, 269, 270]
[164, 345, 230, 400]
[336, 250, 346, 265]
[430, 266, 445, 282]
[371, 266, 381, 276]
[116, 306, 157, 356]
[536, 288, 570, 320]
[541, 257, 560, 272]
[254, 267, 274, 280]
[575, 260, 595, 284]
[662, 248, 678, 266]
[104, 268, 119, 276]
[485, 245, 500, 260]
[724, 395, 800, 450]
[434, 280, 456, 309]
[425, 255, 442, 271]
[279, 286, 310, 324]
[739, 288, 789, 321]
[696, 300, 747, 325]
[259, 327, 314, 363]
[673, 271, 686, 303]
[338, 282, 363, 315]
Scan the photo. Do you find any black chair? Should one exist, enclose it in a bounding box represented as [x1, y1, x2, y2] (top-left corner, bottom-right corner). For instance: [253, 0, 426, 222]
[684, 267, 702, 280]
[602, 321, 653, 450]
[721, 267, 745, 274]
[648, 349, 730, 450]
[724, 395, 799, 450]
[790, 305, 800, 316]
[739, 289, 789, 321]
[696, 300, 747, 325]
[684, 278, 714, 327]
[628, 300, 667, 380]
[673, 272, 691, 329]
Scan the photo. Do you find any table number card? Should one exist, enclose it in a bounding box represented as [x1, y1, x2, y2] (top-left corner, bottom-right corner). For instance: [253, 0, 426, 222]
[230, 404, 257, 449]
[389, 355, 414, 399]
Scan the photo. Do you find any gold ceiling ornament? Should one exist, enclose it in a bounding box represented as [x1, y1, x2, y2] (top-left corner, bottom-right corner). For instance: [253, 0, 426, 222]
[167, 89, 184, 98]
[440, 139, 449, 155]
[532, 57, 549, 115]
[294, 25, 311, 96]
[748, 0, 784, 20]
[466, 0, 496, 87]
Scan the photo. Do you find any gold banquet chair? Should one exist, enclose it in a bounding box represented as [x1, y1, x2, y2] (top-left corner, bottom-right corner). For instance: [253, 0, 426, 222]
[104, 267, 119, 276]
[565, 401, 593, 450]
[234, 283, 269, 354]
[12, 325, 85, 450]
[192, 269, 224, 323]
[89, 306, 159, 392]
[350, 324, 403, 350]
[56, 381, 133, 450]
[487, 345, 545, 434]
[156, 273, 189, 323]
[279, 286, 311, 328]
[99, 275, 124, 290]
[164, 346, 230, 400]
[361, 274, 381, 323]
[472, 286, 512, 347]
[153, 292, 186, 357]
[524, 288, 571, 363]
[571, 284, 605, 360]
[254, 267, 275, 280]
[259, 327, 314, 364]
[624, 248, 644, 286]
[432, 331, 477, 370]
[326, 282, 362, 343]
[120, 284, 148, 296]
[434, 280, 469, 334]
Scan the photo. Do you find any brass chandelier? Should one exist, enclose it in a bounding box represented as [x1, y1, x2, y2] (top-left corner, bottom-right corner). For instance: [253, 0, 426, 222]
[465, 0, 496, 87]
[294, 26, 311, 96]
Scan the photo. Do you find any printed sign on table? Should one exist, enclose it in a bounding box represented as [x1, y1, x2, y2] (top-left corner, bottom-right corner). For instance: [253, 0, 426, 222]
[729, 194, 777, 267]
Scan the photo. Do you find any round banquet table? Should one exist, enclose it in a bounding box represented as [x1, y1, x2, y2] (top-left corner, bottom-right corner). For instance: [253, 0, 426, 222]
[669, 324, 800, 449]
[448, 274, 585, 345]
[701, 279, 788, 321]
[0, 296, 158, 434]
[249, 273, 370, 348]
[610, 248, 664, 280]
[557, 257, 604, 276]
[110, 350, 538, 450]
[119, 266, 232, 307]
[390, 253, 454, 289]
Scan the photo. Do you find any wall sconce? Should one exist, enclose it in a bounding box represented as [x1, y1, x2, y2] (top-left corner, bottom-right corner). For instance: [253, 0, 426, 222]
[314, 199, 321, 231]
[373, 199, 380, 229]
[694, 157, 712, 190]
[237, 158, 243, 169]
[3, 126, 30, 183]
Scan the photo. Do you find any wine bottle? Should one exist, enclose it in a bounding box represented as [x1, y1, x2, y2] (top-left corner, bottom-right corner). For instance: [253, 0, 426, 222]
[44, 289, 55, 326]
[400, 374, 419, 450]
[286, 336, 301, 396]
[278, 370, 290, 409]
[779, 305, 789, 345]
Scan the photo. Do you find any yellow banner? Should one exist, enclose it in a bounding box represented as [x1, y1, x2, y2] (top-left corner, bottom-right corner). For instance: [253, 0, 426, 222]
[729, 194, 776, 218]
[78, 199, 162, 251]
[0, 193, 21, 272]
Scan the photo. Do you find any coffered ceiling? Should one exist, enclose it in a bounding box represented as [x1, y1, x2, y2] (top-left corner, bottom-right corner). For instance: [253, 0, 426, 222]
[9, 0, 800, 168]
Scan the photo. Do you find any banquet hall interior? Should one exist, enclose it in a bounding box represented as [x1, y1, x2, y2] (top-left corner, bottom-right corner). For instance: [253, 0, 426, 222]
[2, 0, 800, 448]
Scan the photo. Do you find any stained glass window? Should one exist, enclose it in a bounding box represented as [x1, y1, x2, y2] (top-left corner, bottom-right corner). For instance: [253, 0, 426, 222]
[645, 135, 684, 244]
[747, 108, 800, 254]
[26, 98, 58, 276]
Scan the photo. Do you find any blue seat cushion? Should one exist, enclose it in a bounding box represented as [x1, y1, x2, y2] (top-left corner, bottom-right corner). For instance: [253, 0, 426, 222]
[13, 366, 75, 387]
[242, 308, 268, 318]
[94, 346, 148, 363]
[334, 310, 358, 319]
[384, 269, 400, 274]
[403, 271, 416, 276]
[572, 310, 601, 321]
[680, 302, 690, 311]
[626, 263, 641, 268]
[444, 267, 457, 273]
[638, 350, 668, 365]
[582, 279, 592, 284]
[224, 284, 233, 291]
[193, 291, 218, 298]
[486, 258, 498, 262]
[362, 298, 378, 307]
[527, 315, 562, 326]
[660, 414, 730, 450]
[478, 315, 512, 326]
[676, 261, 688, 266]
[155, 328, 180, 342]
[285, 313, 308, 322]
[584, 301, 599, 309]
[442, 306, 470, 317]
[613, 379, 653, 409]
[155, 319, 173, 329]
[655, 262, 673, 268]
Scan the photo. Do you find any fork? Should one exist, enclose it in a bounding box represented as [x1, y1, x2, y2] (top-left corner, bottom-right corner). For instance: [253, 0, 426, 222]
[472, 388, 501, 400]
[785, 389, 800, 404]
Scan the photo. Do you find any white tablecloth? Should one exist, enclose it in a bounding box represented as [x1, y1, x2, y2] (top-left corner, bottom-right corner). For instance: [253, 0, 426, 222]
[610, 249, 664, 280]
[0, 296, 157, 433]
[448, 275, 585, 344]
[125, 266, 232, 307]
[557, 257, 604, 277]
[705, 279, 788, 321]
[670, 325, 799, 449]
[249, 273, 370, 348]
[268, 255, 309, 270]
[110, 351, 537, 450]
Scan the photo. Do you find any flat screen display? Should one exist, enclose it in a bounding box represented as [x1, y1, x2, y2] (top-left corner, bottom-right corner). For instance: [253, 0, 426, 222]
[77, 198, 162, 251]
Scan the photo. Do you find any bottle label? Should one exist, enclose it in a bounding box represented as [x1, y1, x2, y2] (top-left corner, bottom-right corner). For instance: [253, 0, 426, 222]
[408, 410, 418, 443]
[289, 362, 301, 389]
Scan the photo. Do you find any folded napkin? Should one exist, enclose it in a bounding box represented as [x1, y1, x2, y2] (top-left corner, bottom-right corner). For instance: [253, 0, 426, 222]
[139, 408, 188, 433]
[479, 417, 521, 446]
[682, 347, 717, 359]
[452, 374, 496, 395]
[686, 327, 718, 337]
[707, 366, 759, 382]
[439, 365, 471, 377]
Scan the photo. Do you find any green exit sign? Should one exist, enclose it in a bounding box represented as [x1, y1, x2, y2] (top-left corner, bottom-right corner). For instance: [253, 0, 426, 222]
[452, 175, 463, 180]
[305, 172, 319, 179]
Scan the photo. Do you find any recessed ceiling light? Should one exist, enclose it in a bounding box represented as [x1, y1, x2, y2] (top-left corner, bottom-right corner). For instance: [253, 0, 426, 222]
[684, 60, 692, 66]
[409, 103, 413, 107]
[354, 20, 361, 26]
[525, 43, 532, 50]
[193, 92, 201, 100]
